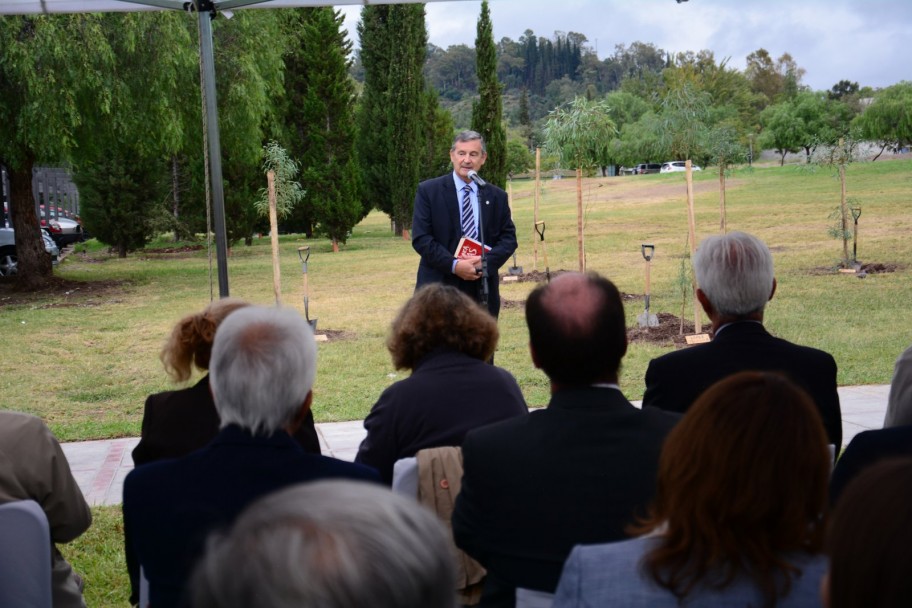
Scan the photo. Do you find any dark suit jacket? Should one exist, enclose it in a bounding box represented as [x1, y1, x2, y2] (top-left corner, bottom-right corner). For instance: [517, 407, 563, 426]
[452, 386, 679, 605]
[355, 349, 528, 484]
[126, 376, 322, 604]
[642, 322, 843, 448]
[830, 425, 912, 505]
[412, 173, 517, 317]
[123, 425, 379, 608]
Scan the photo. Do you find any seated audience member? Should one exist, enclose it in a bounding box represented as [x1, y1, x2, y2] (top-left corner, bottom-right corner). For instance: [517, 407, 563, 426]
[830, 423, 912, 504]
[823, 458, 912, 608]
[883, 343, 912, 427]
[191, 480, 456, 608]
[355, 284, 527, 484]
[132, 297, 320, 467]
[127, 298, 321, 603]
[123, 306, 380, 608]
[553, 371, 831, 608]
[0, 411, 92, 608]
[452, 272, 679, 606]
[642, 231, 843, 448]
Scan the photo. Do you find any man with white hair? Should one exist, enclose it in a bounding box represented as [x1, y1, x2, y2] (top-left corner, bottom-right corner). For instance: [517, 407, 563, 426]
[123, 306, 379, 608]
[191, 480, 456, 608]
[642, 231, 842, 447]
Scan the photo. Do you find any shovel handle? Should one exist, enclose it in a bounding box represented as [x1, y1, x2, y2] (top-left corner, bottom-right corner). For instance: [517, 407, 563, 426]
[297, 246, 311, 264]
[641, 243, 654, 262]
[534, 221, 546, 241]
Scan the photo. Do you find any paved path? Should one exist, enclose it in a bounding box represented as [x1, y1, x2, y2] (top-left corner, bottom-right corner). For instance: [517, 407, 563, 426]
[62, 384, 891, 507]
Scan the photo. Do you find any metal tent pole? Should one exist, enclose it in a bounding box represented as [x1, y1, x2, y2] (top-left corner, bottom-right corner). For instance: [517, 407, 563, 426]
[198, 1, 230, 297]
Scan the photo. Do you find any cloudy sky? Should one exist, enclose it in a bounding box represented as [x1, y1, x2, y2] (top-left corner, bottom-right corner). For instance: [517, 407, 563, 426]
[338, 0, 911, 92]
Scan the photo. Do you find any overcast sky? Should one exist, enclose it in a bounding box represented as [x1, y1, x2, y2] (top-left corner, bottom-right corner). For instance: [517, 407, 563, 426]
[337, 0, 911, 92]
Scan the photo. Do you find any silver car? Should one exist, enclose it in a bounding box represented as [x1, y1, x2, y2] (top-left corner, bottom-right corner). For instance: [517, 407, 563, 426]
[0, 227, 59, 276]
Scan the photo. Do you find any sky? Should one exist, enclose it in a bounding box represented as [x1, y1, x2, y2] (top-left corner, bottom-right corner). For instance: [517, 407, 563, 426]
[337, 0, 911, 92]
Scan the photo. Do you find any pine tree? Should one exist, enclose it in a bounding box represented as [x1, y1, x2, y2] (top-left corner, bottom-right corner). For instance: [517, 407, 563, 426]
[471, 0, 507, 188]
[519, 87, 533, 149]
[355, 5, 393, 224]
[285, 7, 360, 251]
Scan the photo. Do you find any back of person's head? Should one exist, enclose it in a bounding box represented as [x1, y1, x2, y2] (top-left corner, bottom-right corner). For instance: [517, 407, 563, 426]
[525, 272, 626, 385]
[824, 458, 912, 608]
[160, 298, 251, 382]
[388, 284, 498, 370]
[638, 371, 831, 607]
[191, 480, 457, 608]
[693, 231, 774, 317]
[209, 306, 316, 436]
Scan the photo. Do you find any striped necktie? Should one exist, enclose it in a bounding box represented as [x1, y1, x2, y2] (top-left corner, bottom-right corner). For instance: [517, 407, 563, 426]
[461, 183, 477, 240]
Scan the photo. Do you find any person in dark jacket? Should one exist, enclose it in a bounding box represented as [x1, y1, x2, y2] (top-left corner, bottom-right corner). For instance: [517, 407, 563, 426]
[356, 284, 527, 484]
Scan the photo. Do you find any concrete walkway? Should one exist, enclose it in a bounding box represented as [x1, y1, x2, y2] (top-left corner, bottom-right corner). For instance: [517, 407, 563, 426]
[62, 384, 891, 507]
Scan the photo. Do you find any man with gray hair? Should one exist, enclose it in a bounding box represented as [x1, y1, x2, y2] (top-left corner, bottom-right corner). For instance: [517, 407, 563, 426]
[123, 306, 379, 608]
[642, 231, 842, 447]
[412, 130, 517, 318]
[191, 480, 456, 608]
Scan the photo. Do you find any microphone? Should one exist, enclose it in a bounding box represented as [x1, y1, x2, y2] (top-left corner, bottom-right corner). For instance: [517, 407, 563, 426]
[467, 170, 487, 187]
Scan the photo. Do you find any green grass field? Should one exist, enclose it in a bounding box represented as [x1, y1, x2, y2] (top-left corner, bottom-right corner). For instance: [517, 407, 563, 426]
[2, 158, 911, 442]
[4, 158, 911, 607]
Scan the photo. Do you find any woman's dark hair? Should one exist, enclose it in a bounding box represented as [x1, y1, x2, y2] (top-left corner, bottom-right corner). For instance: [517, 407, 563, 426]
[826, 458, 912, 608]
[387, 284, 498, 370]
[633, 371, 831, 607]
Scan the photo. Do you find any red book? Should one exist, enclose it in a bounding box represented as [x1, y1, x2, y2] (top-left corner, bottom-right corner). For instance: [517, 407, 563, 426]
[455, 236, 492, 258]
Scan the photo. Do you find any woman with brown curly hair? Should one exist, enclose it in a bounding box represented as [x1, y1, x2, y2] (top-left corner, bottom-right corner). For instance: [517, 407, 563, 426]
[355, 284, 527, 484]
[553, 371, 831, 608]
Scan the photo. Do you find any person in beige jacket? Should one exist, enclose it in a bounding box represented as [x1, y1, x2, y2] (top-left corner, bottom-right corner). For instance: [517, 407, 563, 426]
[0, 410, 92, 608]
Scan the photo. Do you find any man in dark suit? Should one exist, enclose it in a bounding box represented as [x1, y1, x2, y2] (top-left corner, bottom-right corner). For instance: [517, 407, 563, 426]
[830, 425, 912, 504]
[123, 306, 379, 608]
[412, 130, 517, 318]
[452, 272, 679, 606]
[642, 231, 843, 449]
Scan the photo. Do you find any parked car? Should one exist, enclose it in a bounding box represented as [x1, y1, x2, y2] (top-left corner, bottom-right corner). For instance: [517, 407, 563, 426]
[660, 161, 702, 173]
[0, 227, 59, 276]
[635, 163, 662, 174]
[38, 206, 83, 247]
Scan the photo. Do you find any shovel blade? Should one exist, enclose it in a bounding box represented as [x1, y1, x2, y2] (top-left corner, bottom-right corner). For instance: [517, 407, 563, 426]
[637, 311, 659, 328]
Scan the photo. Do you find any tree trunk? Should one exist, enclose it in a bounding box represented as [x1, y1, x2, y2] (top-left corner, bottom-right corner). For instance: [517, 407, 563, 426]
[332, 237, 339, 253]
[171, 155, 181, 242]
[839, 163, 849, 266]
[576, 166, 584, 272]
[8, 159, 52, 289]
[718, 166, 727, 233]
[118, 243, 128, 258]
[779, 151, 786, 166]
[871, 143, 887, 162]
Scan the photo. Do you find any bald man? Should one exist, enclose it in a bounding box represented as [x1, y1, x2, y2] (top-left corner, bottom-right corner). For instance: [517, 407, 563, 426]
[452, 272, 679, 607]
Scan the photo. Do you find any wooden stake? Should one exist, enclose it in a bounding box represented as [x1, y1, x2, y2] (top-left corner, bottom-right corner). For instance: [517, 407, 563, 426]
[267, 170, 281, 306]
[685, 160, 701, 333]
[576, 166, 584, 272]
[533, 147, 541, 271]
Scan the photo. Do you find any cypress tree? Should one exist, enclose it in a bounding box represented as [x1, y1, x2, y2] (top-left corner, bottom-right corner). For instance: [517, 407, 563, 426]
[285, 7, 361, 251]
[355, 5, 393, 224]
[471, 0, 507, 188]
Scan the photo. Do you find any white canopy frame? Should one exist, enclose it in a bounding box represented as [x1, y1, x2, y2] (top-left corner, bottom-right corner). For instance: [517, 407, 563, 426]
[0, 0, 465, 296]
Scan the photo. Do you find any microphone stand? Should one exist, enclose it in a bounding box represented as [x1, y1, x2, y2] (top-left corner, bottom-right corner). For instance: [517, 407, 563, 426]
[476, 186, 489, 312]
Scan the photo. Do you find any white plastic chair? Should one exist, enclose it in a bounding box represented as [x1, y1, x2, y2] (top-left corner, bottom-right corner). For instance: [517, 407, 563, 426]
[515, 588, 555, 608]
[391, 456, 419, 498]
[0, 500, 53, 608]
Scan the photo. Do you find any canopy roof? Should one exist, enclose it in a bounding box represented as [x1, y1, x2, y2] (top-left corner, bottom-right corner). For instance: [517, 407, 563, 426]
[0, 0, 459, 15]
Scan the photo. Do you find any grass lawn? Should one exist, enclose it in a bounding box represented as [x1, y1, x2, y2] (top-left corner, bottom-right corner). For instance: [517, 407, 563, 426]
[5, 158, 910, 607]
[1, 158, 910, 442]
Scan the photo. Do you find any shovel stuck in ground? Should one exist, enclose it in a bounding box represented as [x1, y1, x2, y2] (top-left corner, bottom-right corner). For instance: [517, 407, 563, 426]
[534, 221, 550, 283]
[638, 244, 659, 328]
[297, 246, 318, 332]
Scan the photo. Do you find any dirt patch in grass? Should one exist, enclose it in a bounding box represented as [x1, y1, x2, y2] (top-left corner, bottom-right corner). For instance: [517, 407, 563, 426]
[315, 328, 357, 342]
[808, 261, 902, 276]
[501, 269, 571, 284]
[0, 276, 130, 308]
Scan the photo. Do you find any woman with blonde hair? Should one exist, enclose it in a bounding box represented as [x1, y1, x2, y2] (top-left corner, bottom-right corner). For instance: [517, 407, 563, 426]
[554, 371, 831, 608]
[355, 284, 527, 484]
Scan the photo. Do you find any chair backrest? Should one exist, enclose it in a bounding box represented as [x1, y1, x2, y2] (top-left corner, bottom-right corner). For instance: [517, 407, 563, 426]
[515, 587, 555, 608]
[391, 456, 419, 498]
[0, 500, 53, 608]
